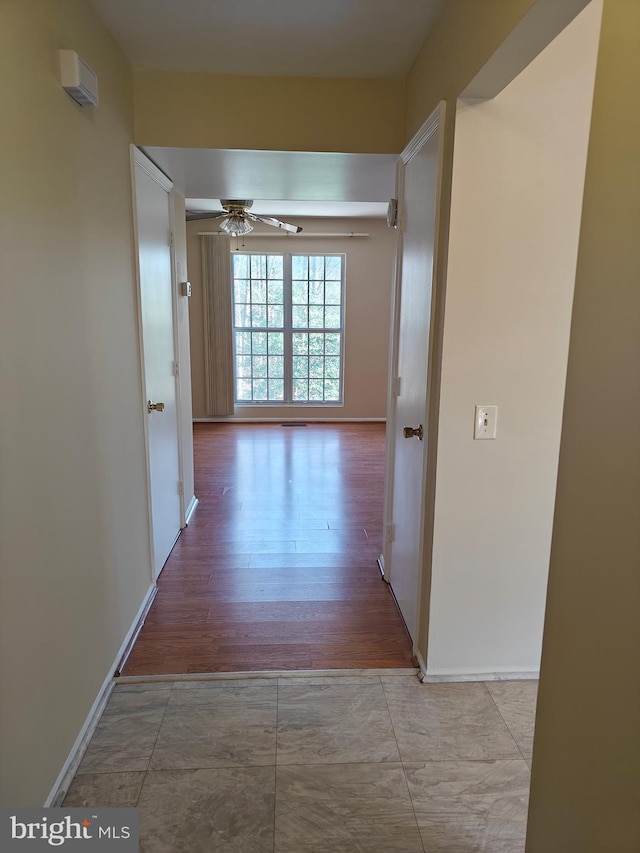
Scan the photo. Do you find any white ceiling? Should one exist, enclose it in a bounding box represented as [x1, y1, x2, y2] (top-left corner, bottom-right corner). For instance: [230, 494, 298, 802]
[143, 147, 397, 218]
[89, 0, 444, 78]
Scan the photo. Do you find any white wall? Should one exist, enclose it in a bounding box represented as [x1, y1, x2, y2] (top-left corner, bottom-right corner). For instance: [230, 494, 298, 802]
[425, 1, 602, 676]
[0, 0, 152, 805]
[187, 217, 396, 420]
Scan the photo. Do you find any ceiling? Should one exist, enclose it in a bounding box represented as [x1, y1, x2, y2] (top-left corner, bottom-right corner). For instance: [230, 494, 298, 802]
[89, 0, 444, 78]
[94, 2, 444, 218]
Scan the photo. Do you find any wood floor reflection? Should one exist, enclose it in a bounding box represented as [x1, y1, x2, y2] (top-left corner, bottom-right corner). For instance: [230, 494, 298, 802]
[123, 423, 415, 674]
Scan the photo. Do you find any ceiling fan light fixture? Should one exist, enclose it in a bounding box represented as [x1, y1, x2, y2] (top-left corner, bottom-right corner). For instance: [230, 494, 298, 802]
[219, 214, 253, 236]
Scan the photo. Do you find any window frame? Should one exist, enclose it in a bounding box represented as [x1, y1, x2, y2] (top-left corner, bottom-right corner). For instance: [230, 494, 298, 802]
[232, 252, 346, 406]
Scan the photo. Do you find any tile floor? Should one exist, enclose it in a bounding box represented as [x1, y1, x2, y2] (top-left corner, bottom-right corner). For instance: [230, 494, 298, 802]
[64, 673, 538, 852]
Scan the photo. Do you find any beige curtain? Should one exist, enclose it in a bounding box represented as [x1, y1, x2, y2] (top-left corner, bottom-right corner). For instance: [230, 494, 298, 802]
[200, 234, 234, 416]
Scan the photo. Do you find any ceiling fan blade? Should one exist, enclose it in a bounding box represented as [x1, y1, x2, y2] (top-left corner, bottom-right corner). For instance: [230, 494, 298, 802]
[185, 211, 226, 222]
[247, 212, 302, 234]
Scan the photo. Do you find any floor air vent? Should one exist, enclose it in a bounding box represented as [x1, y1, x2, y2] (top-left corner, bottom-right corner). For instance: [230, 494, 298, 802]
[281, 423, 308, 427]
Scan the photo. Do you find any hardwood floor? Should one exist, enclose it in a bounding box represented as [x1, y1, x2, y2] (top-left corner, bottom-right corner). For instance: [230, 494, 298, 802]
[123, 422, 415, 675]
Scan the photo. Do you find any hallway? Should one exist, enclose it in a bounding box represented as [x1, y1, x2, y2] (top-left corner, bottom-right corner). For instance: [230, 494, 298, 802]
[123, 423, 415, 675]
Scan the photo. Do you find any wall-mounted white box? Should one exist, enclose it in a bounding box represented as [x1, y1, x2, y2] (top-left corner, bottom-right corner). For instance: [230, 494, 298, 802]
[59, 50, 99, 107]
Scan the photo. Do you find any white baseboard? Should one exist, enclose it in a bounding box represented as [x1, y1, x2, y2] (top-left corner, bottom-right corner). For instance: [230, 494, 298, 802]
[377, 553, 390, 583]
[44, 583, 157, 807]
[185, 495, 199, 525]
[422, 669, 540, 683]
[192, 417, 386, 423]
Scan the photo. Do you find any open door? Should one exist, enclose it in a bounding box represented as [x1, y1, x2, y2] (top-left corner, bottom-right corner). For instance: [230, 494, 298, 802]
[132, 149, 182, 580]
[383, 105, 445, 663]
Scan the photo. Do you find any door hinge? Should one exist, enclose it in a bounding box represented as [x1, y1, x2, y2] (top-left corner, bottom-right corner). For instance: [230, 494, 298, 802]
[173, 361, 180, 377]
[385, 523, 395, 543]
[177, 480, 184, 496]
[168, 229, 174, 248]
[392, 376, 401, 397]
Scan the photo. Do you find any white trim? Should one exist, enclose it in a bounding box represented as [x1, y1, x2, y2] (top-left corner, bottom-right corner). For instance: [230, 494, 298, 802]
[185, 495, 199, 524]
[133, 147, 172, 191]
[193, 417, 386, 423]
[44, 584, 157, 807]
[422, 670, 540, 683]
[129, 146, 158, 587]
[115, 667, 419, 684]
[168, 187, 187, 526]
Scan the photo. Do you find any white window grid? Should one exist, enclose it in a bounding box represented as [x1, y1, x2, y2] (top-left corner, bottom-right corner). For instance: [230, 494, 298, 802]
[232, 253, 345, 405]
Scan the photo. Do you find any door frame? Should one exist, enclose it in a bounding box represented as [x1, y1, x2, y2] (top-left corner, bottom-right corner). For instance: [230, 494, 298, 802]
[130, 146, 187, 583]
[382, 102, 450, 675]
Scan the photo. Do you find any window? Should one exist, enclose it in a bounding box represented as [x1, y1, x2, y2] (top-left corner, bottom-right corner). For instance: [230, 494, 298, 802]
[232, 253, 344, 404]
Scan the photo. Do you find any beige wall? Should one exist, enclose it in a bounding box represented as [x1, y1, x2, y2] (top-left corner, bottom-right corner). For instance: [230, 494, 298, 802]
[425, 1, 601, 676]
[405, 0, 536, 140]
[527, 0, 640, 849]
[134, 71, 405, 154]
[0, 0, 151, 805]
[187, 219, 396, 420]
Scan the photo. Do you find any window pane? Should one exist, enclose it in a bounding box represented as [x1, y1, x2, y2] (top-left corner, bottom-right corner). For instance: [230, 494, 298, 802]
[325, 281, 341, 305]
[292, 305, 308, 328]
[309, 356, 324, 378]
[324, 379, 340, 400]
[251, 279, 266, 303]
[268, 356, 284, 378]
[252, 355, 267, 378]
[325, 256, 341, 280]
[237, 378, 252, 400]
[234, 279, 250, 303]
[251, 304, 267, 327]
[236, 355, 252, 378]
[308, 305, 324, 328]
[235, 303, 251, 327]
[269, 379, 284, 400]
[309, 281, 324, 305]
[308, 333, 324, 355]
[251, 255, 266, 278]
[293, 356, 308, 378]
[267, 256, 283, 278]
[233, 254, 249, 278]
[236, 331, 252, 354]
[252, 332, 267, 354]
[268, 332, 284, 354]
[309, 379, 324, 400]
[267, 305, 284, 328]
[292, 281, 308, 304]
[292, 256, 307, 279]
[253, 378, 268, 400]
[293, 379, 308, 400]
[309, 256, 324, 280]
[267, 280, 283, 304]
[325, 306, 341, 328]
[325, 333, 341, 355]
[292, 333, 308, 355]
[325, 356, 340, 379]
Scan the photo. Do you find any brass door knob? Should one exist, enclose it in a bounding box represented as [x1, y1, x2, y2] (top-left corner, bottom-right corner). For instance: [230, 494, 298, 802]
[147, 401, 165, 413]
[403, 425, 423, 440]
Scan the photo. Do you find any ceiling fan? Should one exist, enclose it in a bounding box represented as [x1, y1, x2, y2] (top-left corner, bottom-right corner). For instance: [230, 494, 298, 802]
[185, 199, 302, 235]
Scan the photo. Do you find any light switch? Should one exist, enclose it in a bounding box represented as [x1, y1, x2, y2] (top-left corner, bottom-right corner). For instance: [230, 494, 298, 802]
[474, 405, 498, 439]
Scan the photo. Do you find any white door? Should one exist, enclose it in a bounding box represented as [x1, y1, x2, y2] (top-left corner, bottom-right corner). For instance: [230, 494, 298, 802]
[133, 151, 182, 579]
[386, 109, 443, 645]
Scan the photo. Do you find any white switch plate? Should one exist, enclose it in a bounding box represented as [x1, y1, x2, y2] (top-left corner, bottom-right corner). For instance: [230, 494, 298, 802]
[474, 405, 498, 439]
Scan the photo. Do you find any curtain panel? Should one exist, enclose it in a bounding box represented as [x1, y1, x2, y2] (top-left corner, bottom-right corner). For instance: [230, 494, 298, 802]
[200, 234, 235, 416]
